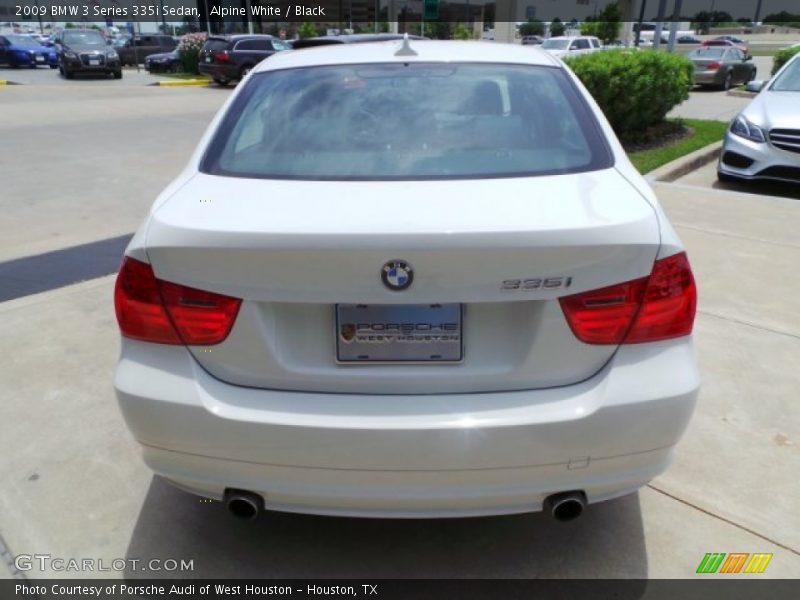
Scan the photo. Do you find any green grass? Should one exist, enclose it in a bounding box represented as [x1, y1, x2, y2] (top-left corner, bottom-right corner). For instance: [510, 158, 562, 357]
[748, 47, 782, 57]
[628, 118, 728, 174]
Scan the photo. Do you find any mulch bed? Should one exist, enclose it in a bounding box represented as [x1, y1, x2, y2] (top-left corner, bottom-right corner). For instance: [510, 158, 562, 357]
[622, 121, 694, 153]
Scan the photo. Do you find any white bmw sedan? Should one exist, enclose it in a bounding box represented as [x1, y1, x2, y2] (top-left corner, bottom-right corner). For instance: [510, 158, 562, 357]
[114, 39, 699, 521]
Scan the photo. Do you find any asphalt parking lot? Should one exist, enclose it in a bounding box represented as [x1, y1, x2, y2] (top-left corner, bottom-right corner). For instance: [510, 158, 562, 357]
[1, 69, 799, 580]
[0, 64, 171, 87]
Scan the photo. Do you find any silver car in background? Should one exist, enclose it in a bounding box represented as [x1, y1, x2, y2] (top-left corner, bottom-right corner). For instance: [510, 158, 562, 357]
[718, 52, 800, 184]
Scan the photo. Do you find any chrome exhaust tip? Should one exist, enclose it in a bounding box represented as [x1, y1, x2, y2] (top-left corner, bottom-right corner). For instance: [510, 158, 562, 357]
[223, 489, 264, 520]
[543, 491, 587, 522]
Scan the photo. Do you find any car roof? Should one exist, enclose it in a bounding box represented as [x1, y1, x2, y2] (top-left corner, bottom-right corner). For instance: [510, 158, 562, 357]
[547, 36, 597, 41]
[255, 39, 560, 73]
[209, 34, 276, 41]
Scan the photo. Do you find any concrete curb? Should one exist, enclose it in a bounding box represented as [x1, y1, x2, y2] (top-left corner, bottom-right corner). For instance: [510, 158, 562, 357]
[150, 79, 211, 87]
[645, 141, 724, 183]
[0, 80, 20, 86]
[726, 89, 757, 98]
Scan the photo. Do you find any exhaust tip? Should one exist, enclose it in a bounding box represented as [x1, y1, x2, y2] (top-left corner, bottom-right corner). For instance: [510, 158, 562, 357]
[543, 491, 587, 522]
[224, 489, 264, 520]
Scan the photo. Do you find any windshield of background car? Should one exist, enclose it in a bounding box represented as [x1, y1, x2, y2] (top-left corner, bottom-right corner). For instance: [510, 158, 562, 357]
[690, 48, 726, 59]
[542, 39, 570, 50]
[770, 58, 800, 91]
[201, 63, 613, 180]
[63, 31, 106, 46]
[272, 39, 291, 51]
[7, 35, 40, 47]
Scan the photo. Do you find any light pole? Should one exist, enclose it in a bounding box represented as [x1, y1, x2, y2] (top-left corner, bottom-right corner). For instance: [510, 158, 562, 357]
[635, 0, 648, 47]
[754, 0, 764, 24]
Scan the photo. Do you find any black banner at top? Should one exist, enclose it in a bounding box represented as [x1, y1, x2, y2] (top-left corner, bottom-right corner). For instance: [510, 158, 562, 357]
[2, 0, 800, 25]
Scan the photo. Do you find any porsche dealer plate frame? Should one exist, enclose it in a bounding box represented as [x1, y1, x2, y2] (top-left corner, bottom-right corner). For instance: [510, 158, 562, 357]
[335, 304, 463, 364]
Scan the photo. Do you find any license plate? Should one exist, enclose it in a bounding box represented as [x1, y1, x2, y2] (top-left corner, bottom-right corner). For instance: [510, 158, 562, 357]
[36, 56, 44, 62]
[336, 304, 462, 363]
[205, 57, 212, 62]
[89, 59, 100, 66]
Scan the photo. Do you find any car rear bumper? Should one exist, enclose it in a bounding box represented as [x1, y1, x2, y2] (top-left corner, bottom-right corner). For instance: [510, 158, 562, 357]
[693, 70, 723, 85]
[198, 62, 237, 80]
[115, 337, 699, 518]
[10, 53, 56, 66]
[718, 130, 800, 183]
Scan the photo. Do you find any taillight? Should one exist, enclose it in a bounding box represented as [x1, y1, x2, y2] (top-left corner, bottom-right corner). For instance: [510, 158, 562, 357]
[707, 61, 721, 70]
[559, 252, 696, 345]
[114, 257, 241, 345]
[213, 50, 230, 62]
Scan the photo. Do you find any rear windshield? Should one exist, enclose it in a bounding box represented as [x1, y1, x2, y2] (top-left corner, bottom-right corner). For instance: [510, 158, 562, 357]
[690, 48, 726, 59]
[203, 38, 229, 52]
[7, 35, 39, 47]
[201, 63, 612, 180]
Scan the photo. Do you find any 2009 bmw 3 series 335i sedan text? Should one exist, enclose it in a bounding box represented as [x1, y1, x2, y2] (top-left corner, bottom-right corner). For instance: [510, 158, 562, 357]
[114, 39, 699, 521]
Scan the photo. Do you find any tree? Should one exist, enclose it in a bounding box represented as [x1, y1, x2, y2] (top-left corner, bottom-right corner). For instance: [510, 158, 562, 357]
[691, 10, 734, 34]
[550, 18, 565, 37]
[519, 19, 544, 37]
[763, 11, 800, 28]
[428, 21, 452, 40]
[298, 21, 318, 39]
[580, 2, 621, 44]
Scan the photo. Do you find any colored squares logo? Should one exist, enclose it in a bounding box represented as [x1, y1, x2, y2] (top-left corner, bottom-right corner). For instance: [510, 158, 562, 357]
[697, 553, 773, 574]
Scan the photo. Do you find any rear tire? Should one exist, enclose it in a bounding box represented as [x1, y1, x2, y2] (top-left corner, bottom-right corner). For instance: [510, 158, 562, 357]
[171, 62, 181, 73]
[239, 64, 253, 80]
[49, 64, 57, 69]
[213, 77, 229, 86]
[721, 71, 732, 91]
[113, 70, 122, 79]
[63, 68, 74, 80]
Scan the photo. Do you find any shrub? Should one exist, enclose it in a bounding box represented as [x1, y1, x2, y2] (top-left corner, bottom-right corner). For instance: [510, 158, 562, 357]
[177, 32, 208, 75]
[453, 24, 473, 40]
[565, 50, 693, 139]
[298, 21, 319, 39]
[772, 46, 800, 75]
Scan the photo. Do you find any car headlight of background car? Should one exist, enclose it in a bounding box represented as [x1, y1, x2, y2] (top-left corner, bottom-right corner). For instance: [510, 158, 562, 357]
[64, 51, 77, 59]
[731, 115, 767, 143]
[107, 50, 118, 59]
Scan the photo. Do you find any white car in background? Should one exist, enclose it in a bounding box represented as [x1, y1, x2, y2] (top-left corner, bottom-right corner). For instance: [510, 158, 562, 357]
[718, 51, 800, 184]
[114, 38, 699, 522]
[541, 36, 602, 58]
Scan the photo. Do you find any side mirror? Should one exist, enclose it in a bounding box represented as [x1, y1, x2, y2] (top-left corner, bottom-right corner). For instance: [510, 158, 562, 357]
[745, 54, 753, 61]
[745, 80, 765, 93]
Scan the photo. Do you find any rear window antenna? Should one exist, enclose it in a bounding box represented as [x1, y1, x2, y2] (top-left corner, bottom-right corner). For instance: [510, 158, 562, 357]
[395, 33, 418, 57]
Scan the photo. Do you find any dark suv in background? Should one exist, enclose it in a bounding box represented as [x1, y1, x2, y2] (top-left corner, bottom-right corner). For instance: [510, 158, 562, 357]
[115, 34, 177, 66]
[198, 34, 289, 85]
[55, 29, 122, 79]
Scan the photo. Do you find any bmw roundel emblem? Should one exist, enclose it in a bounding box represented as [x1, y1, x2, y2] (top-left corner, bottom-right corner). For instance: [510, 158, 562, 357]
[381, 260, 413, 291]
